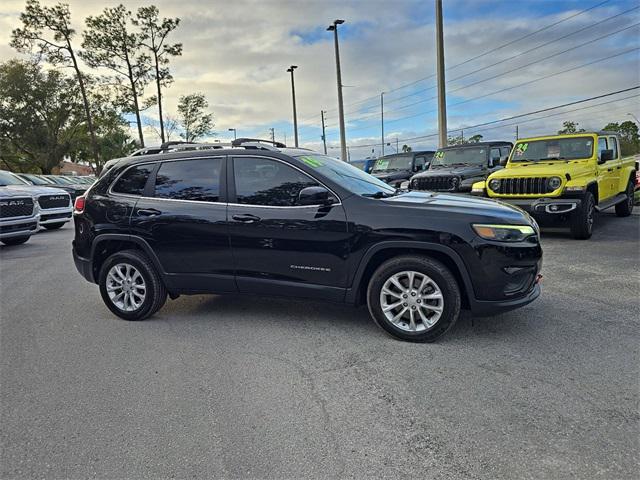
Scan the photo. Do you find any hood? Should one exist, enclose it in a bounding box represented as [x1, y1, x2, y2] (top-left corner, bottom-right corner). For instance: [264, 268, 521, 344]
[382, 190, 532, 224]
[5, 184, 71, 197]
[0, 186, 37, 199]
[414, 164, 487, 179]
[490, 160, 593, 179]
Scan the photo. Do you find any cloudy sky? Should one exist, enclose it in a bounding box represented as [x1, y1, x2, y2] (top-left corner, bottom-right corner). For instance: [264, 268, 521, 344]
[1, 0, 639, 158]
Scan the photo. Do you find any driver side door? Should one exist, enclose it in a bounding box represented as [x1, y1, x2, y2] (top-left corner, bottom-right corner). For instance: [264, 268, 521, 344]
[596, 137, 616, 201]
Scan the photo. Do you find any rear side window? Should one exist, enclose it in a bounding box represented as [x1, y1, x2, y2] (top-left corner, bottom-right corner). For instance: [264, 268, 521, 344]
[112, 165, 153, 195]
[154, 158, 221, 202]
[234, 157, 318, 206]
[608, 137, 618, 159]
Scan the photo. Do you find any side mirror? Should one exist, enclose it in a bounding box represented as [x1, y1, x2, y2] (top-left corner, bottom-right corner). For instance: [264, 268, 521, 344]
[599, 149, 614, 163]
[298, 186, 335, 206]
[488, 158, 496, 168]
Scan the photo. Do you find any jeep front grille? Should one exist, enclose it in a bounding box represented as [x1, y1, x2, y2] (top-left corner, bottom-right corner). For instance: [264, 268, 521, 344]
[495, 177, 551, 195]
[0, 198, 34, 218]
[39, 194, 70, 209]
[413, 175, 457, 191]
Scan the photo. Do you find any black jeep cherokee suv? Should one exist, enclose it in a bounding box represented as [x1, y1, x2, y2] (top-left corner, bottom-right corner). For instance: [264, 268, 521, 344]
[72, 140, 542, 342]
[410, 141, 512, 193]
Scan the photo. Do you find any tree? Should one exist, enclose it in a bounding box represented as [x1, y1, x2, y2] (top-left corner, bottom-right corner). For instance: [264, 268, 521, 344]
[467, 134, 483, 143]
[603, 121, 640, 156]
[134, 6, 182, 143]
[0, 60, 85, 174]
[401, 144, 412, 152]
[82, 4, 150, 147]
[10, 0, 100, 163]
[558, 121, 585, 134]
[447, 134, 464, 146]
[177, 93, 214, 142]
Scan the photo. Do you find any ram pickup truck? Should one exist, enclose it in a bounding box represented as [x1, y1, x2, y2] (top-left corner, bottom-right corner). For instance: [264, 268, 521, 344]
[472, 131, 636, 239]
[409, 141, 512, 193]
[0, 187, 40, 246]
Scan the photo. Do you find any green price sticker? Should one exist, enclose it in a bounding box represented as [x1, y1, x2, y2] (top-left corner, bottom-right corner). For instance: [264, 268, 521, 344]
[515, 143, 528, 155]
[300, 156, 324, 168]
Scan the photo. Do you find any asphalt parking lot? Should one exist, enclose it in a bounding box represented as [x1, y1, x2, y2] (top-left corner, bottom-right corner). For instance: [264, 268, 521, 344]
[1, 212, 638, 480]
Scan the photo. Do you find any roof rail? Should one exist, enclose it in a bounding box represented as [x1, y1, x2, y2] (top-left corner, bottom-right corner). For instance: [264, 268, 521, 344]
[232, 137, 287, 149]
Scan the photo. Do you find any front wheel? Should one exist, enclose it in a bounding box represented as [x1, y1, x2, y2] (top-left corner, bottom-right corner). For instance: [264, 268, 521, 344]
[1, 235, 31, 246]
[570, 191, 595, 240]
[367, 256, 461, 342]
[98, 249, 167, 321]
[615, 180, 635, 217]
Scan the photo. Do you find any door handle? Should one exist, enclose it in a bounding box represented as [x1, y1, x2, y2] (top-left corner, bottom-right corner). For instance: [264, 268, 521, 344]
[232, 213, 261, 223]
[137, 208, 161, 217]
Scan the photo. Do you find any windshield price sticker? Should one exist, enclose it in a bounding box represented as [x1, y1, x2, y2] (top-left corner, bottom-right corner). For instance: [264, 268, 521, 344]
[376, 159, 390, 169]
[515, 143, 528, 156]
[300, 156, 324, 168]
[434, 151, 445, 159]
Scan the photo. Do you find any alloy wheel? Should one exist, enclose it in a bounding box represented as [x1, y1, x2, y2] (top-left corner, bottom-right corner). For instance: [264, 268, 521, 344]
[106, 263, 147, 312]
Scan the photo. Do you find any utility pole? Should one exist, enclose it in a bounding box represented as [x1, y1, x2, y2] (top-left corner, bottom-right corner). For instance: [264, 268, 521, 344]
[269, 128, 275, 143]
[381, 92, 385, 157]
[287, 65, 299, 147]
[396, 137, 399, 153]
[515, 125, 519, 140]
[284, 132, 287, 145]
[435, 0, 448, 148]
[228, 128, 237, 140]
[461, 129, 464, 143]
[328, 19, 347, 161]
[321, 110, 328, 154]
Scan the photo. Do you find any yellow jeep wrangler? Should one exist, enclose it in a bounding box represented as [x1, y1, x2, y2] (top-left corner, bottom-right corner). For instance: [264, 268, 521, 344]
[472, 131, 636, 239]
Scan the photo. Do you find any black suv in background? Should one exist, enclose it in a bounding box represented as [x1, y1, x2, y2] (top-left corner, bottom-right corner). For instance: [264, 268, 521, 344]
[72, 140, 542, 342]
[370, 150, 435, 188]
[410, 141, 512, 193]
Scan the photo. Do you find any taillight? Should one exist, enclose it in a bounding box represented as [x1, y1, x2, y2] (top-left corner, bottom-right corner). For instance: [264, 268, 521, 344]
[74, 195, 86, 213]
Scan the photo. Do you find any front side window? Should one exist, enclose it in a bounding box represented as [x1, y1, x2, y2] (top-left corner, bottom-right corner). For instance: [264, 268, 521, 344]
[234, 157, 318, 206]
[597, 138, 608, 159]
[112, 165, 153, 195]
[490, 148, 501, 161]
[154, 158, 221, 202]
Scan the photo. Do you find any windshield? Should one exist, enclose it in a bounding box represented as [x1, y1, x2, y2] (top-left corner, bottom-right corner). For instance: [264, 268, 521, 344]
[50, 176, 74, 185]
[371, 154, 412, 173]
[511, 136, 594, 162]
[0, 171, 30, 187]
[295, 154, 396, 197]
[430, 147, 487, 167]
[22, 174, 49, 185]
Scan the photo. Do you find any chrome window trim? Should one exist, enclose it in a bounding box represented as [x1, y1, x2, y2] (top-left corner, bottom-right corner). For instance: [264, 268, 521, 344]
[231, 154, 342, 207]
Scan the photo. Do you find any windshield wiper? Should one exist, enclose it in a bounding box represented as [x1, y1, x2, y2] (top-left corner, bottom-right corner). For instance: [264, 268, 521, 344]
[362, 190, 399, 198]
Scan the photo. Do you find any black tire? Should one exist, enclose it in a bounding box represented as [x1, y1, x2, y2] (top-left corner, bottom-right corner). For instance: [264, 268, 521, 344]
[43, 222, 65, 230]
[1, 235, 30, 246]
[367, 255, 461, 342]
[614, 180, 634, 217]
[570, 191, 595, 240]
[98, 249, 167, 321]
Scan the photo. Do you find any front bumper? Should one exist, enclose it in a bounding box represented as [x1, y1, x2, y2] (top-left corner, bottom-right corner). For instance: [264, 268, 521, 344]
[39, 206, 73, 225]
[0, 215, 40, 239]
[494, 197, 581, 216]
[469, 281, 541, 317]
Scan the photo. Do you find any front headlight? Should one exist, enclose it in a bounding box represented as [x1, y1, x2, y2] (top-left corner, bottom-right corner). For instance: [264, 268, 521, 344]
[488, 178, 501, 191]
[547, 176, 562, 190]
[472, 224, 536, 242]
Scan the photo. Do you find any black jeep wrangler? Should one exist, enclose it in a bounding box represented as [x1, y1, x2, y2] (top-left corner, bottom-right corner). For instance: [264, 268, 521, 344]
[72, 139, 542, 342]
[410, 141, 512, 193]
[370, 150, 435, 188]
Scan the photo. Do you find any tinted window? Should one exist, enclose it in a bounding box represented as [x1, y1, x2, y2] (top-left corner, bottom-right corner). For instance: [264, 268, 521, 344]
[500, 146, 511, 157]
[234, 157, 318, 206]
[490, 148, 501, 160]
[154, 158, 221, 202]
[112, 165, 153, 195]
[597, 138, 608, 159]
[608, 137, 618, 159]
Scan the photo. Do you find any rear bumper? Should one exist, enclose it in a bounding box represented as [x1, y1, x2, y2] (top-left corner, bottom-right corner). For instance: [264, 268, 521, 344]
[72, 244, 95, 283]
[469, 282, 541, 317]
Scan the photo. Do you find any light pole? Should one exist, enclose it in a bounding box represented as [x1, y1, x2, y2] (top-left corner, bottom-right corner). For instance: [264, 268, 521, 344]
[381, 92, 385, 157]
[327, 19, 347, 161]
[287, 65, 299, 147]
[228, 128, 237, 140]
[435, 0, 448, 148]
[321, 110, 328, 154]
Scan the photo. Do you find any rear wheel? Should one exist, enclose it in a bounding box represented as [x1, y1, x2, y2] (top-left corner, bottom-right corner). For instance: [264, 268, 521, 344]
[43, 222, 65, 230]
[98, 249, 167, 321]
[367, 255, 461, 342]
[1, 235, 30, 246]
[570, 191, 595, 240]
[615, 180, 634, 217]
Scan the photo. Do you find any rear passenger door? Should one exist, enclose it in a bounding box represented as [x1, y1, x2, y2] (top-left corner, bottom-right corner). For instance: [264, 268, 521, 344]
[227, 155, 350, 301]
[129, 156, 236, 293]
